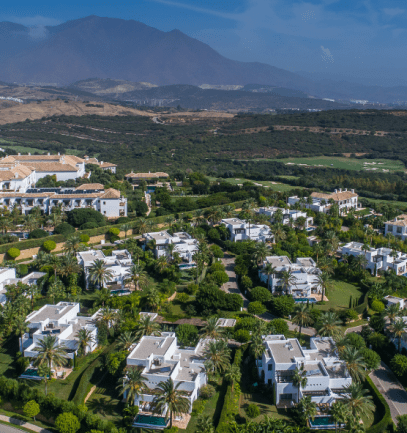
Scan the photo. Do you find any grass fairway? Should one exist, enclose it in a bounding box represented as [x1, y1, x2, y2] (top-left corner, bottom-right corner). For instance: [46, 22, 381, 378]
[262, 156, 405, 172]
[316, 280, 364, 311]
[208, 177, 305, 192]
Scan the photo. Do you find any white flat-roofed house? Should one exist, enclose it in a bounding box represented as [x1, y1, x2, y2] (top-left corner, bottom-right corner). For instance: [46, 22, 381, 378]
[256, 207, 313, 228]
[143, 231, 199, 267]
[259, 256, 322, 298]
[383, 295, 405, 310]
[385, 215, 407, 241]
[126, 332, 207, 422]
[258, 336, 351, 406]
[221, 218, 274, 243]
[341, 242, 407, 276]
[288, 189, 358, 214]
[0, 268, 46, 305]
[77, 249, 132, 289]
[22, 302, 101, 359]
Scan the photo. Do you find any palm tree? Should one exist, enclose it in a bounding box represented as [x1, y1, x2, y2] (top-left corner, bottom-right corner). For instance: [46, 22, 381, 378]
[46, 212, 62, 228]
[75, 328, 95, 356]
[273, 224, 286, 243]
[330, 400, 351, 432]
[291, 304, 312, 337]
[117, 367, 148, 406]
[48, 255, 62, 280]
[314, 243, 324, 262]
[292, 364, 307, 402]
[120, 223, 132, 239]
[203, 340, 231, 375]
[251, 333, 266, 368]
[26, 284, 40, 310]
[200, 317, 225, 340]
[324, 231, 339, 256]
[317, 272, 333, 301]
[385, 303, 401, 324]
[47, 279, 66, 304]
[340, 346, 366, 382]
[64, 234, 84, 254]
[60, 254, 82, 280]
[343, 382, 374, 420]
[298, 396, 318, 421]
[14, 316, 29, 351]
[88, 259, 114, 289]
[95, 287, 110, 307]
[96, 307, 117, 328]
[389, 318, 407, 352]
[155, 256, 169, 274]
[37, 364, 52, 395]
[135, 315, 161, 339]
[146, 287, 161, 311]
[279, 269, 297, 294]
[167, 243, 176, 261]
[225, 364, 241, 392]
[33, 335, 67, 372]
[262, 263, 276, 290]
[128, 264, 149, 290]
[152, 378, 191, 428]
[196, 415, 214, 433]
[253, 242, 269, 266]
[165, 215, 175, 228]
[117, 331, 137, 351]
[136, 218, 149, 234]
[352, 254, 368, 272]
[316, 312, 342, 339]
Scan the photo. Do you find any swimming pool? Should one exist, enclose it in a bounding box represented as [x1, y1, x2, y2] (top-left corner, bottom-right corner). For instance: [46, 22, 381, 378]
[133, 414, 169, 429]
[20, 368, 50, 380]
[110, 289, 131, 296]
[305, 227, 315, 231]
[294, 297, 317, 303]
[309, 416, 336, 429]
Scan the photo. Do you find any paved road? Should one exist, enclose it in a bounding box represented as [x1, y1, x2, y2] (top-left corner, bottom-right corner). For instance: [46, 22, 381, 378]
[344, 324, 365, 334]
[370, 362, 407, 424]
[221, 255, 249, 308]
[0, 414, 52, 432]
[0, 425, 26, 433]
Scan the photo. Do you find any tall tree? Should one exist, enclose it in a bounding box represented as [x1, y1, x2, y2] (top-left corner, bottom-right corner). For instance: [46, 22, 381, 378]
[203, 340, 231, 375]
[292, 304, 313, 337]
[316, 312, 342, 339]
[225, 364, 241, 392]
[390, 319, 407, 352]
[135, 315, 161, 340]
[292, 364, 307, 402]
[200, 317, 225, 340]
[88, 259, 114, 289]
[33, 335, 67, 372]
[75, 328, 95, 356]
[117, 367, 148, 406]
[343, 383, 374, 421]
[340, 347, 367, 383]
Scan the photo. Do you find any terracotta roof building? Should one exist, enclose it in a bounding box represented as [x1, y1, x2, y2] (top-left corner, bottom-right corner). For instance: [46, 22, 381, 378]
[84, 157, 117, 173]
[125, 171, 169, 182]
[385, 215, 407, 240]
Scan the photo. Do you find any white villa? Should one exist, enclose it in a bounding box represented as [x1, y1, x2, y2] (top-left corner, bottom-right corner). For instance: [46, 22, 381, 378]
[22, 302, 100, 361]
[221, 218, 274, 243]
[143, 231, 199, 268]
[288, 189, 358, 214]
[341, 242, 407, 276]
[256, 207, 313, 228]
[385, 215, 407, 241]
[0, 185, 127, 217]
[126, 332, 207, 429]
[259, 256, 322, 298]
[84, 156, 117, 173]
[383, 295, 405, 310]
[258, 335, 352, 407]
[0, 268, 46, 305]
[77, 249, 132, 290]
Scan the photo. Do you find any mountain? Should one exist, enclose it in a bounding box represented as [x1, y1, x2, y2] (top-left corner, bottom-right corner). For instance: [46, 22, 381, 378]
[0, 16, 312, 90]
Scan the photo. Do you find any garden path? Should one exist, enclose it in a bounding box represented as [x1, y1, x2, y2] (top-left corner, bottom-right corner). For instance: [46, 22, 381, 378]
[0, 415, 52, 433]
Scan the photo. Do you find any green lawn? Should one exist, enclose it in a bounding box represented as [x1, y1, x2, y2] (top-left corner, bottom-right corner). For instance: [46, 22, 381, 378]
[239, 392, 290, 422]
[316, 280, 364, 311]
[254, 156, 405, 172]
[2, 145, 47, 154]
[208, 177, 305, 192]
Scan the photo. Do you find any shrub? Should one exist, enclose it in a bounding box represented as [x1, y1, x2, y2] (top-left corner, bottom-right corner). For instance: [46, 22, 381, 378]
[200, 384, 216, 399]
[80, 222, 99, 230]
[163, 428, 179, 433]
[176, 324, 198, 346]
[67, 208, 106, 228]
[79, 234, 90, 243]
[185, 283, 198, 295]
[191, 399, 206, 416]
[361, 348, 381, 371]
[346, 333, 366, 350]
[211, 271, 229, 286]
[248, 301, 266, 315]
[246, 403, 260, 418]
[108, 227, 120, 236]
[364, 376, 393, 433]
[208, 228, 221, 240]
[7, 247, 20, 259]
[240, 275, 253, 291]
[270, 318, 289, 336]
[16, 264, 28, 276]
[225, 293, 243, 311]
[55, 412, 81, 433]
[371, 300, 385, 313]
[234, 329, 251, 343]
[271, 296, 295, 317]
[209, 262, 225, 273]
[23, 400, 40, 419]
[43, 240, 57, 252]
[397, 415, 407, 433]
[251, 286, 272, 303]
[390, 354, 407, 377]
[54, 223, 76, 236]
[235, 317, 259, 332]
[210, 244, 224, 258]
[176, 293, 189, 303]
[345, 309, 359, 321]
[29, 228, 49, 239]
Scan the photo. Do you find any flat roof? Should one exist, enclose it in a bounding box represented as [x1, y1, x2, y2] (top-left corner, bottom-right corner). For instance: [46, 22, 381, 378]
[28, 303, 77, 323]
[129, 336, 175, 360]
[264, 256, 292, 267]
[267, 338, 304, 363]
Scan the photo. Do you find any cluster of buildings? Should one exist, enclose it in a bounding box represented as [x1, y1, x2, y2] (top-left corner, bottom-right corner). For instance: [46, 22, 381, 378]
[77, 249, 132, 290]
[221, 218, 274, 243]
[259, 256, 322, 298]
[256, 207, 314, 228]
[125, 171, 169, 184]
[384, 215, 407, 241]
[143, 231, 199, 268]
[258, 335, 351, 409]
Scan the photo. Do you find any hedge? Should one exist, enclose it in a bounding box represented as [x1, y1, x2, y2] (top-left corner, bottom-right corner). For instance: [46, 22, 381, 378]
[354, 291, 369, 314]
[365, 376, 393, 433]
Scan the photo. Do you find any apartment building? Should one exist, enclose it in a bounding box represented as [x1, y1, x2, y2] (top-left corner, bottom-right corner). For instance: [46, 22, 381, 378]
[221, 218, 274, 243]
[288, 189, 358, 214]
[77, 249, 132, 289]
[259, 256, 322, 297]
[0, 185, 127, 217]
[22, 302, 100, 359]
[126, 332, 207, 428]
[0, 267, 46, 305]
[143, 231, 199, 268]
[0, 164, 36, 192]
[384, 215, 407, 241]
[258, 335, 351, 406]
[341, 242, 407, 276]
[256, 207, 313, 228]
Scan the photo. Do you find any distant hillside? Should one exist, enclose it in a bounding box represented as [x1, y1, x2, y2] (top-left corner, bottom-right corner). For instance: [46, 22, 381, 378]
[70, 78, 157, 95]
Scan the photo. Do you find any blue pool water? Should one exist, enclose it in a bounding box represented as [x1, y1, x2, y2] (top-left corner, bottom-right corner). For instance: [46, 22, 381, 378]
[110, 289, 131, 295]
[294, 297, 317, 303]
[309, 416, 336, 429]
[133, 414, 168, 429]
[305, 227, 314, 231]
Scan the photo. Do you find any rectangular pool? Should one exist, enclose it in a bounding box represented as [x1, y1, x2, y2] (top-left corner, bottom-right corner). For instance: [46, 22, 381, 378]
[309, 416, 336, 430]
[294, 297, 317, 303]
[133, 414, 169, 430]
[20, 368, 50, 380]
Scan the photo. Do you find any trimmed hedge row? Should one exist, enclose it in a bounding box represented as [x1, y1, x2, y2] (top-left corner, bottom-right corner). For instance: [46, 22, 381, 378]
[365, 376, 394, 433]
[354, 291, 369, 314]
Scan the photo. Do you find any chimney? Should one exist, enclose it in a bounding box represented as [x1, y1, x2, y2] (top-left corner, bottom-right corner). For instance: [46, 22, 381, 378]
[339, 188, 342, 192]
[351, 189, 355, 193]
[47, 152, 50, 156]
[18, 153, 21, 156]
[334, 189, 338, 193]
[15, 172, 18, 178]
[28, 152, 31, 156]
[58, 152, 60, 156]
[100, 161, 103, 165]
[344, 188, 347, 191]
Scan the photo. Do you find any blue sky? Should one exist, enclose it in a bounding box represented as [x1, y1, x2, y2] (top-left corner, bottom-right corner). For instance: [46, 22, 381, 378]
[1, 0, 407, 86]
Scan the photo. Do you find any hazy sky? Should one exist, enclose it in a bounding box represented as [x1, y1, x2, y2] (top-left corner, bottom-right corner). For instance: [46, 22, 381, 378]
[1, 0, 407, 86]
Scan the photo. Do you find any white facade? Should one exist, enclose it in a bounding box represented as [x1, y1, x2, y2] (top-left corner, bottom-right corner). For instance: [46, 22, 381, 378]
[84, 157, 117, 173]
[341, 242, 407, 276]
[0, 186, 127, 217]
[22, 302, 101, 360]
[0, 165, 36, 193]
[126, 332, 207, 420]
[258, 335, 351, 406]
[0, 268, 46, 305]
[221, 218, 274, 243]
[385, 215, 407, 241]
[77, 249, 132, 289]
[256, 207, 313, 228]
[259, 256, 322, 297]
[384, 295, 405, 310]
[143, 231, 199, 267]
[288, 189, 358, 214]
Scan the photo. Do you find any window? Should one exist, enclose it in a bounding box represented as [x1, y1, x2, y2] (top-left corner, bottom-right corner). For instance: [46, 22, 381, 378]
[279, 393, 292, 400]
[268, 364, 273, 371]
[104, 211, 106, 215]
[397, 227, 402, 234]
[103, 201, 106, 205]
[268, 379, 272, 385]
